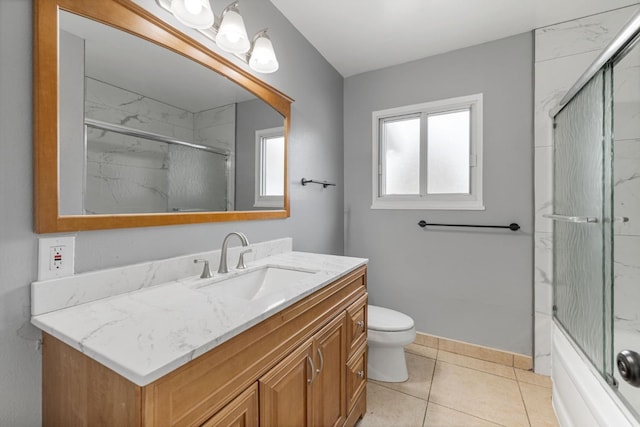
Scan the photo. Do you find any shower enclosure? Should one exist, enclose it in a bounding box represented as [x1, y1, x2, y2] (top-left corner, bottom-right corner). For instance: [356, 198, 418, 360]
[549, 10, 640, 425]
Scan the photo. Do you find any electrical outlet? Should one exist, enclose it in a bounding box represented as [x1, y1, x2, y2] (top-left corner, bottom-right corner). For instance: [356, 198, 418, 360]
[38, 236, 75, 280]
[49, 246, 65, 271]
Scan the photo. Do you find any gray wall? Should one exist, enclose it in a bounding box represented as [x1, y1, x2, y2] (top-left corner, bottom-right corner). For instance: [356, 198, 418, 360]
[0, 0, 343, 424]
[344, 32, 534, 355]
[236, 98, 285, 211]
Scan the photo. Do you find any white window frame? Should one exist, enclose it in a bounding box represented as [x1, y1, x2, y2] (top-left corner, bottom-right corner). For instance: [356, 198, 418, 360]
[371, 93, 484, 210]
[254, 127, 285, 208]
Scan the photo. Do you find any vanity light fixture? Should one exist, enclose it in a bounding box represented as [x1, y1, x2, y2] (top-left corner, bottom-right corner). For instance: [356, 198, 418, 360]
[157, 0, 279, 73]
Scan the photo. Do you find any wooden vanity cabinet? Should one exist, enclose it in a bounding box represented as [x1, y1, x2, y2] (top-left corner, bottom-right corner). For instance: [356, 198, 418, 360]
[41, 266, 367, 427]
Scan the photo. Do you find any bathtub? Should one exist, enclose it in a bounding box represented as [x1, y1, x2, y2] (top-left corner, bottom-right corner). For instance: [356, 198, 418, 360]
[551, 323, 640, 427]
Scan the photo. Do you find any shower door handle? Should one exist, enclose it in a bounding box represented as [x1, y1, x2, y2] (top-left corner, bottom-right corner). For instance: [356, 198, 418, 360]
[617, 350, 640, 387]
[543, 214, 598, 223]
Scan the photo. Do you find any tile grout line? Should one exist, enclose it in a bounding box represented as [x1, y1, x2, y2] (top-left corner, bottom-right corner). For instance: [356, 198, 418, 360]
[426, 399, 514, 427]
[422, 348, 438, 426]
[515, 376, 534, 427]
[371, 382, 429, 402]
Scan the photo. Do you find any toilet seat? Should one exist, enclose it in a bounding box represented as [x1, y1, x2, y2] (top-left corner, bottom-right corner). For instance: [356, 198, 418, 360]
[368, 305, 414, 332]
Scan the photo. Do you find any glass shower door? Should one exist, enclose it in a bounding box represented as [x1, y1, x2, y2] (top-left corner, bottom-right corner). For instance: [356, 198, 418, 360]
[612, 37, 640, 418]
[552, 68, 613, 377]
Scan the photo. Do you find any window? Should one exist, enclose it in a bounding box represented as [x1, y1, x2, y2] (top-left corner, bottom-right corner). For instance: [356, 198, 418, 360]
[255, 127, 285, 207]
[372, 94, 483, 210]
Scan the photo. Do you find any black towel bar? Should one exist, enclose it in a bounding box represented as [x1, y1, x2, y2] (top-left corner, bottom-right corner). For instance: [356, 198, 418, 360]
[301, 178, 336, 188]
[418, 220, 520, 231]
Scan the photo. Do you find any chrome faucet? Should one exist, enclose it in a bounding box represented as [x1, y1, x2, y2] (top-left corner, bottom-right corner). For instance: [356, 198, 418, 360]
[217, 232, 251, 274]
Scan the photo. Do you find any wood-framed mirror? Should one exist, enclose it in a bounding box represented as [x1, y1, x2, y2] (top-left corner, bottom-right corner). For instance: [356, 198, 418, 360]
[34, 0, 292, 233]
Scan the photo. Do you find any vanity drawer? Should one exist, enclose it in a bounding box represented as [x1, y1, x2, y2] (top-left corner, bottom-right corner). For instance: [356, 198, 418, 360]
[346, 342, 367, 414]
[346, 293, 367, 358]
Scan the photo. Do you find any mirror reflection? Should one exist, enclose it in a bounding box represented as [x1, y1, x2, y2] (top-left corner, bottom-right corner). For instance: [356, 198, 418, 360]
[58, 11, 285, 215]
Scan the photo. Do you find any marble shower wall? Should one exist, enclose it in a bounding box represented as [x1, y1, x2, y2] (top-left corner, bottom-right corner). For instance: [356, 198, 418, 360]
[534, 5, 639, 375]
[194, 105, 236, 211]
[613, 45, 640, 335]
[84, 78, 234, 213]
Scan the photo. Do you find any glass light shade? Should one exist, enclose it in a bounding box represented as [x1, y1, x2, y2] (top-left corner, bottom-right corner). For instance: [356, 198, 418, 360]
[170, 0, 214, 29]
[249, 34, 279, 73]
[215, 8, 250, 54]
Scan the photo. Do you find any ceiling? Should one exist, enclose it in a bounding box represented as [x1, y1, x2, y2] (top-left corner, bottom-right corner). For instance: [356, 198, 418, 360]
[270, 0, 640, 77]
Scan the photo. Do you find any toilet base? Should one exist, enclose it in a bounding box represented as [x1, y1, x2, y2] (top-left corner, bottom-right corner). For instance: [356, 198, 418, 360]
[367, 345, 409, 382]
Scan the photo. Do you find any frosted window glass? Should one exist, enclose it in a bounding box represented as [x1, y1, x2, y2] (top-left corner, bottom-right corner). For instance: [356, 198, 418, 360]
[427, 110, 470, 194]
[382, 117, 420, 195]
[263, 136, 284, 196]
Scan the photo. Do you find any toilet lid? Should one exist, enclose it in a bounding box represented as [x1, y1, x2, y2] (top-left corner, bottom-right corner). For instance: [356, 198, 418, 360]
[368, 305, 414, 332]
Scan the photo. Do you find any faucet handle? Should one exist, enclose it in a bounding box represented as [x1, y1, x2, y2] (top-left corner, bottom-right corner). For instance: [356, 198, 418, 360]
[236, 249, 253, 270]
[194, 259, 213, 278]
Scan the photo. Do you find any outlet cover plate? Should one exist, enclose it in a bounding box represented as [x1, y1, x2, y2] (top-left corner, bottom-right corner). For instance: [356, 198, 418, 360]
[38, 236, 75, 280]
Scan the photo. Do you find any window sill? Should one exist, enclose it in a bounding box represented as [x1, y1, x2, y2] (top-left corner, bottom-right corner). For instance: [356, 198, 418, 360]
[371, 200, 485, 210]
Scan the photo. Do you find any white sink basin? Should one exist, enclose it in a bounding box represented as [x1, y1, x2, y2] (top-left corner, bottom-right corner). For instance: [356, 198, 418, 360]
[196, 266, 317, 301]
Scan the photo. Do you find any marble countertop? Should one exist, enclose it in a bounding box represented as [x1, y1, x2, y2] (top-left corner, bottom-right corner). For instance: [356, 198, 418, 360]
[32, 251, 367, 386]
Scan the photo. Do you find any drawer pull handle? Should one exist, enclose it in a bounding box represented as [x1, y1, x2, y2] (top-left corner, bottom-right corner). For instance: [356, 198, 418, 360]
[307, 356, 315, 384]
[356, 320, 365, 330]
[356, 370, 365, 379]
[316, 349, 324, 375]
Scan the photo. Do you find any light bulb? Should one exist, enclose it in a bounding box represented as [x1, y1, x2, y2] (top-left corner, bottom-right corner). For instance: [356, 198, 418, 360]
[184, 0, 202, 15]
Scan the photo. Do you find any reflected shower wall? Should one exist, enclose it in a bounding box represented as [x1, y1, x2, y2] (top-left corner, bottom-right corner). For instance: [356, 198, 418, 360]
[85, 126, 229, 214]
[60, 76, 235, 215]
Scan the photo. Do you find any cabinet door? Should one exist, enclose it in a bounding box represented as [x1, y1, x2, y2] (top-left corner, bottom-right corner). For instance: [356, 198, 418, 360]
[346, 343, 367, 414]
[200, 383, 259, 427]
[313, 313, 347, 427]
[260, 339, 314, 427]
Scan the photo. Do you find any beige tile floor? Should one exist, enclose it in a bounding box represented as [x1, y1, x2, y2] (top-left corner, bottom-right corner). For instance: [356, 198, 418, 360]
[356, 343, 559, 427]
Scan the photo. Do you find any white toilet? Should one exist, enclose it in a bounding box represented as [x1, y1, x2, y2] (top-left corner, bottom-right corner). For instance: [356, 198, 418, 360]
[367, 304, 416, 382]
